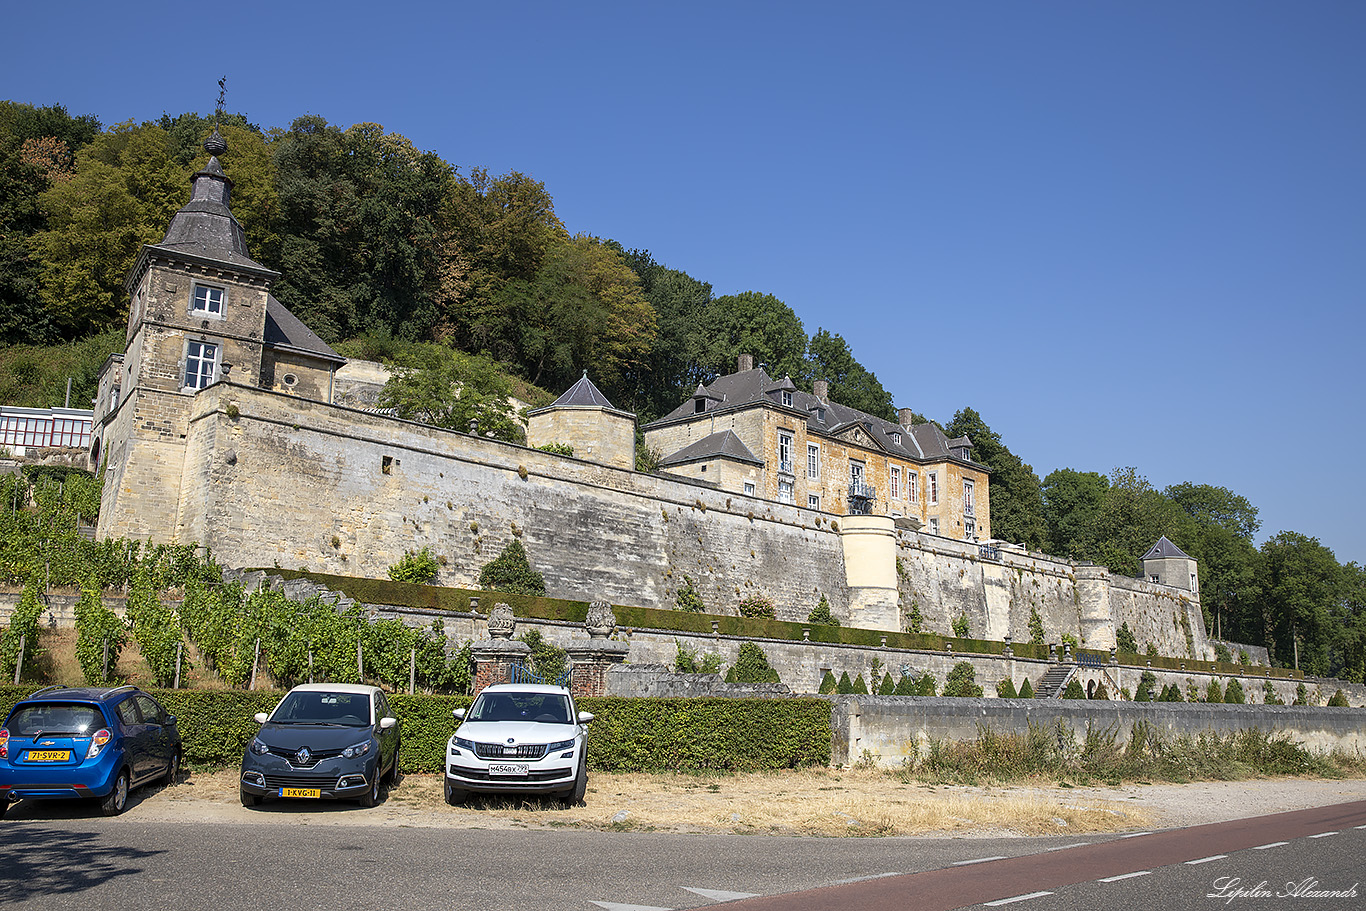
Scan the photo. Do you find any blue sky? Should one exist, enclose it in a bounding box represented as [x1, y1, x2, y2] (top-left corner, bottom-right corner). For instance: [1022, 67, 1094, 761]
[5, 1, 1364, 564]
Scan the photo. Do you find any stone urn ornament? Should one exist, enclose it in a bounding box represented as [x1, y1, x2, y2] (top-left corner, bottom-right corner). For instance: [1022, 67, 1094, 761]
[585, 600, 616, 639]
[486, 602, 516, 640]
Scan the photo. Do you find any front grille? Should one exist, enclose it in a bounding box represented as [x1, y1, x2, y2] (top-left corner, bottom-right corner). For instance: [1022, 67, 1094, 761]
[262, 772, 343, 790]
[473, 742, 547, 760]
[266, 746, 343, 768]
[449, 765, 571, 783]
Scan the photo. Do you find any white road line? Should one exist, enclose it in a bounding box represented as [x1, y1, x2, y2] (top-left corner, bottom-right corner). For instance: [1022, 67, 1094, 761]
[1355, 825, 1366, 830]
[1099, 871, 1151, 882]
[590, 903, 673, 911]
[831, 872, 903, 885]
[1251, 842, 1289, 850]
[1185, 855, 1228, 865]
[984, 891, 1054, 906]
[1308, 831, 1339, 839]
[682, 887, 761, 901]
[953, 855, 1008, 866]
[1046, 842, 1090, 852]
[1118, 831, 1152, 838]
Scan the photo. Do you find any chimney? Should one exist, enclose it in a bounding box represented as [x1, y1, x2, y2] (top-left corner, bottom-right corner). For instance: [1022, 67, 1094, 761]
[813, 379, 828, 402]
[737, 353, 753, 372]
[898, 407, 916, 429]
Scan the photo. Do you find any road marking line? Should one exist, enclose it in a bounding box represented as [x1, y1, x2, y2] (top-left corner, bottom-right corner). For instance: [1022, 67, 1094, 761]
[953, 855, 1008, 866]
[1185, 855, 1228, 865]
[1119, 832, 1152, 838]
[1355, 825, 1366, 830]
[1251, 842, 1289, 850]
[831, 872, 902, 885]
[1308, 831, 1338, 839]
[985, 891, 1054, 906]
[682, 888, 760, 901]
[590, 903, 673, 911]
[1099, 871, 1151, 882]
[1046, 842, 1090, 852]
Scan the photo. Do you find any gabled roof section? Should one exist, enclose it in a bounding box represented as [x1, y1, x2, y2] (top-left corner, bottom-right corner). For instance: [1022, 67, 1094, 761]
[264, 295, 345, 365]
[659, 430, 763, 467]
[1143, 536, 1191, 560]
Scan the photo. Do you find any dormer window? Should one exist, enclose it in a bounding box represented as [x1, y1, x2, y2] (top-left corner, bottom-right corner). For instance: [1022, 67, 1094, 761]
[891, 432, 901, 446]
[817, 407, 825, 422]
[694, 398, 706, 414]
[192, 283, 224, 317]
[781, 390, 793, 407]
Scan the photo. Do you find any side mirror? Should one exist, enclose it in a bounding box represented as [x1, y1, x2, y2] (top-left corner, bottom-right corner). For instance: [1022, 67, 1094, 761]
[379, 716, 397, 730]
[253, 712, 269, 724]
[577, 711, 594, 724]
[453, 708, 466, 719]
[165, 715, 177, 726]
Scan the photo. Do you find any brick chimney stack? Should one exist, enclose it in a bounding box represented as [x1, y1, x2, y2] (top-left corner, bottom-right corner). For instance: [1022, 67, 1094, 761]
[813, 379, 829, 402]
[737, 353, 754, 372]
[898, 407, 916, 429]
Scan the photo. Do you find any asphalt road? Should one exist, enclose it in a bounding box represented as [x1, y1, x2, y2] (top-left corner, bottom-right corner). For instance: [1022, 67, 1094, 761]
[1, 801, 1362, 911]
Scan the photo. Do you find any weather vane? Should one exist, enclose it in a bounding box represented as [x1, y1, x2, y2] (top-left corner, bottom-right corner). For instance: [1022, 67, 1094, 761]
[215, 77, 227, 129]
[206, 77, 229, 156]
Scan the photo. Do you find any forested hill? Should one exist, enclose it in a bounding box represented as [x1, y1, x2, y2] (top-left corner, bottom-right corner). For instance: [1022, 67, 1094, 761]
[1, 101, 1362, 682]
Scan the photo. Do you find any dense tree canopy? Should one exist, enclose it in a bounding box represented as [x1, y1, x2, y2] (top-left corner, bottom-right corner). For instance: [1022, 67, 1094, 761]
[945, 408, 1047, 549]
[806, 329, 896, 422]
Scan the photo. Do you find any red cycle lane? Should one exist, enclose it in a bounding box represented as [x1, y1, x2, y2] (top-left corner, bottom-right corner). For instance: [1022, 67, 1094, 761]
[714, 799, 1366, 911]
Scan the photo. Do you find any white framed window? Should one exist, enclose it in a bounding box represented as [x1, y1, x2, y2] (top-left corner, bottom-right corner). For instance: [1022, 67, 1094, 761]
[890, 466, 901, 499]
[744, 481, 755, 495]
[909, 470, 918, 503]
[778, 432, 793, 473]
[891, 431, 901, 446]
[778, 479, 794, 504]
[781, 390, 793, 407]
[929, 517, 939, 535]
[963, 479, 975, 517]
[183, 340, 219, 390]
[807, 443, 820, 479]
[965, 518, 976, 539]
[191, 283, 225, 317]
[928, 471, 939, 505]
[808, 494, 820, 510]
[850, 461, 864, 486]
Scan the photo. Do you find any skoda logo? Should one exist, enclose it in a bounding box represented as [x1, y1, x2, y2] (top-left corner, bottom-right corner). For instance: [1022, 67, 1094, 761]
[296, 747, 312, 764]
[506, 738, 515, 744]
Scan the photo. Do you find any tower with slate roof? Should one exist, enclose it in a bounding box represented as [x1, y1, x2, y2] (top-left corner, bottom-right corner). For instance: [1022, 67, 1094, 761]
[1142, 536, 1199, 594]
[525, 372, 636, 469]
[95, 121, 343, 542]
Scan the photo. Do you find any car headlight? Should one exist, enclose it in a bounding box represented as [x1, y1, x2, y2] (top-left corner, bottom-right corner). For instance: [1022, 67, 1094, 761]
[450, 736, 476, 754]
[249, 737, 270, 756]
[546, 739, 575, 753]
[341, 739, 372, 759]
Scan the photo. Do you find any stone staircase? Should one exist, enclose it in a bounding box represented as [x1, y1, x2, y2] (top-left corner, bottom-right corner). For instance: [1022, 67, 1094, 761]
[1033, 663, 1077, 698]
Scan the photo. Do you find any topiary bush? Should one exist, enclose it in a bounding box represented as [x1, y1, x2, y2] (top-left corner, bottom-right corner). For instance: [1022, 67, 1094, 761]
[996, 677, 1017, 698]
[388, 547, 439, 584]
[893, 674, 915, 695]
[477, 539, 546, 595]
[877, 672, 895, 695]
[737, 595, 776, 619]
[808, 595, 838, 626]
[818, 670, 838, 694]
[942, 661, 983, 697]
[1327, 689, 1349, 707]
[914, 672, 938, 696]
[1018, 677, 1034, 699]
[851, 673, 869, 694]
[1061, 679, 1086, 699]
[836, 671, 855, 694]
[724, 641, 780, 684]
[1223, 678, 1245, 704]
[1135, 670, 1157, 702]
[1262, 680, 1283, 705]
[1204, 679, 1224, 703]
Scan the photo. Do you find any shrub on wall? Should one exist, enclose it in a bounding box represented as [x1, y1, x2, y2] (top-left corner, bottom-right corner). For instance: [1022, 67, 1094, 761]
[674, 639, 723, 675]
[1028, 605, 1045, 644]
[724, 641, 780, 684]
[388, 547, 439, 584]
[737, 595, 776, 619]
[893, 674, 914, 695]
[1116, 622, 1137, 653]
[1293, 683, 1308, 706]
[519, 628, 568, 682]
[477, 540, 546, 596]
[808, 595, 838, 626]
[1213, 642, 1233, 663]
[1061, 679, 1085, 699]
[1091, 683, 1109, 700]
[1224, 678, 1245, 704]
[535, 442, 574, 457]
[675, 577, 705, 613]
[952, 613, 970, 638]
[1262, 681, 1283, 705]
[905, 599, 924, 634]
[942, 661, 984, 697]
[996, 678, 1017, 698]
[1017, 677, 1034, 699]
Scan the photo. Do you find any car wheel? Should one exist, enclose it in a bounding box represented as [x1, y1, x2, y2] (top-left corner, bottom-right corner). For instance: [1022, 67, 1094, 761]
[240, 787, 262, 808]
[444, 780, 467, 806]
[100, 770, 130, 817]
[162, 751, 180, 786]
[563, 757, 588, 806]
[358, 773, 382, 808]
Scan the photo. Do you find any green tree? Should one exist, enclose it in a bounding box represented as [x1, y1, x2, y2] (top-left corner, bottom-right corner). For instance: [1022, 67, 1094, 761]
[804, 329, 895, 421]
[942, 661, 983, 697]
[1204, 679, 1224, 703]
[944, 408, 1047, 549]
[877, 672, 895, 695]
[1134, 670, 1157, 702]
[724, 641, 780, 684]
[519, 628, 568, 682]
[378, 344, 525, 443]
[1223, 678, 1245, 704]
[808, 594, 838, 626]
[995, 677, 1017, 698]
[1061, 679, 1085, 699]
[836, 670, 855, 694]
[1256, 532, 1341, 675]
[477, 540, 546, 595]
[818, 670, 839, 694]
[1042, 469, 1110, 560]
[701, 291, 808, 382]
[851, 673, 869, 694]
[1017, 676, 1034, 699]
[388, 547, 439, 584]
[1116, 622, 1138, 653]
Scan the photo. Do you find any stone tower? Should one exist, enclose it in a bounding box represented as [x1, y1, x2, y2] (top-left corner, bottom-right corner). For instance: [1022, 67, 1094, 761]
[525, 372, 636, 470]
[1142, 535, 1199, 594]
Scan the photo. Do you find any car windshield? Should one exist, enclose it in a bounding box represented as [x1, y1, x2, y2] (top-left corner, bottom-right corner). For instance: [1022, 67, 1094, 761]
[468, 692, 572, 723]
[7, 703, 104, 737]
[270, 691, 371, 726]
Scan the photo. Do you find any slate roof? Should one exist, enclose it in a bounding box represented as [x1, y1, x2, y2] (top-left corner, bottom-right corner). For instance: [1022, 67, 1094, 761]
[1143, 536, 1191, 560]
[647, 366, 984, 469]
[148, 157, 274, 274]
[658, 429, 763, 467]
[264, 295, 345, 364]
[551, 372, 616, 408]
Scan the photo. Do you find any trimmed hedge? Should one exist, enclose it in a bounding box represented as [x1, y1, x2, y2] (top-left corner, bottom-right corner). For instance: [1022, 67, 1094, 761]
[0, 686, 830, 774]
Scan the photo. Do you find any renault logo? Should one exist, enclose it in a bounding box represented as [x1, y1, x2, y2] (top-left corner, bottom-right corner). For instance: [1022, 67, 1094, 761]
[296, 747, 312, 765]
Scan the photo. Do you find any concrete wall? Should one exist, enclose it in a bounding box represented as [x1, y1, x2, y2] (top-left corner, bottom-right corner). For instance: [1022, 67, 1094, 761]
[829, 696, 1366, 767]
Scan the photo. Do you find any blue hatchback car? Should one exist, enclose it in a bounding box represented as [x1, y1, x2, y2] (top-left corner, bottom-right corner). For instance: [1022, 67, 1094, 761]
[0, 685, 181, 818]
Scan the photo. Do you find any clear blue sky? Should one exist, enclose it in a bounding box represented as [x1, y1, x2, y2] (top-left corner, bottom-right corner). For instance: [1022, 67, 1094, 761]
[6, 1, 1364, 564]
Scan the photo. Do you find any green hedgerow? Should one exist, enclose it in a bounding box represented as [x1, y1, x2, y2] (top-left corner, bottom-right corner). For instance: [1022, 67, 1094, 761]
[388, 547, 439, 584]
[724, 641, 780, 684]
[477, 539, 546, 596]
[676, 577, 705, 613]
[808, 594, 838, 626]
[942, 661, 983, 697]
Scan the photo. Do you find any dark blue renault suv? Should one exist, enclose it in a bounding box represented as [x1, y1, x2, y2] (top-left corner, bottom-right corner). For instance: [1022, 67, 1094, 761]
[0, 685, 182, 817]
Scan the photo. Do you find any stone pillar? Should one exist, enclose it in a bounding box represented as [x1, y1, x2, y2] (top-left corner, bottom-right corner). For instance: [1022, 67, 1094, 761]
[839, 515, 899, 631]
[470, 603, 530, 694]
[567, 601, 629, 697]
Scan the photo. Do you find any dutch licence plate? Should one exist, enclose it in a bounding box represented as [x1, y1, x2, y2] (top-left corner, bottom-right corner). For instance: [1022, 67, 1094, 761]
[279, 787, 321, 798]
[27, 750, 71, 762]
[488, 763, 529, 777]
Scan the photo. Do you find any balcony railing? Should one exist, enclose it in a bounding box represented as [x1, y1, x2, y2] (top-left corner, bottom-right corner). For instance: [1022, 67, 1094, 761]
[978, 544, 1001, 561]
[964, 502, 975, 518]
[778, 459, 794, 474]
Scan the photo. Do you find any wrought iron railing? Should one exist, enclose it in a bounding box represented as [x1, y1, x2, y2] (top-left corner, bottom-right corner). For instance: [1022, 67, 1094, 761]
[978, 544, 1000, 561]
